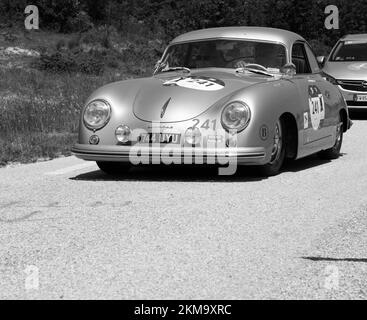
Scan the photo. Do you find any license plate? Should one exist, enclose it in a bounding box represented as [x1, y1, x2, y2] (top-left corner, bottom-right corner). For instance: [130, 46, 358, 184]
[355, 94, 367, 102]
[139, 133, 181, 144]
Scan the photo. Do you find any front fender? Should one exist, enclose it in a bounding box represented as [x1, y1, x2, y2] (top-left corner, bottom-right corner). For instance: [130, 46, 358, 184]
[221, 78, 301, 159]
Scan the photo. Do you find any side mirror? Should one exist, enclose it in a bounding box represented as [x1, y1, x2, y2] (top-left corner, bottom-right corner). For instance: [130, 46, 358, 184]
[317, 56, 326, 67]
[281, 63, 296, 77]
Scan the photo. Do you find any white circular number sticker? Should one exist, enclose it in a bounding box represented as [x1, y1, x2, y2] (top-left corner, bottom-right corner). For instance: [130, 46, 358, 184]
[163, 76, 225, 91]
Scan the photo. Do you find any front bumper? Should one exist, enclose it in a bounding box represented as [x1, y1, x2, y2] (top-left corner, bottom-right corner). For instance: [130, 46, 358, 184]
[338, 85, 367, 109]
[71, 144, 267, 165]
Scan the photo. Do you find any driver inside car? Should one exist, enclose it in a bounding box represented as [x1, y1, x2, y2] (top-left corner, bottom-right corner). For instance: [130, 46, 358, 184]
[230, 42, 282, 69]
[218, 41, 247, 67]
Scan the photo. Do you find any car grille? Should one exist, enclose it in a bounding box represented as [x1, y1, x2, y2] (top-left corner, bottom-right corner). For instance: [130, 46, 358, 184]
[337, 79, 367, 92]
[346, 101, 367, 107]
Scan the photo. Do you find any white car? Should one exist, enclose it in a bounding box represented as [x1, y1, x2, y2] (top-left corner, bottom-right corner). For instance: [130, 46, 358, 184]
[319, 34, 367, 109]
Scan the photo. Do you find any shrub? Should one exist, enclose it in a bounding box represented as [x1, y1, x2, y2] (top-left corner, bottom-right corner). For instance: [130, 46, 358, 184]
[36, 0, 86, 33]
[80, 26, 112, 49]
[120, 41, 161, 76]
[35, 50, 104, 75]
[308, 39, 333, 57]
[76, 51, 105, 74]
[63, 10, 93, 33]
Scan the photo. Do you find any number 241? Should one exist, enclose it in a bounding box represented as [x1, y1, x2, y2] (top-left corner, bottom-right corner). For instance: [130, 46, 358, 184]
[192, 119, 217, 130]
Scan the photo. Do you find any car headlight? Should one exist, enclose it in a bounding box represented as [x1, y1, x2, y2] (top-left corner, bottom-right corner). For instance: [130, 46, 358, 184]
[221, 101, 251, 132]
[115, 125, 131, 143]
[321, 72, 338, 85]
[83, 100, 111, 130]
[185, 127, 202, 145]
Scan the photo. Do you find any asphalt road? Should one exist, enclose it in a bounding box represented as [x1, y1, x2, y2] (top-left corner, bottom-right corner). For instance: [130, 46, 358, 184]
[1, 117, 367, 300]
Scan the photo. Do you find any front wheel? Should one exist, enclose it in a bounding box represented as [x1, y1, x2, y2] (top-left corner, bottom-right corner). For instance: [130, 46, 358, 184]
[97, 161, 131, 175]
[258, 119, 286, 177]
[317, 117, 343, 160]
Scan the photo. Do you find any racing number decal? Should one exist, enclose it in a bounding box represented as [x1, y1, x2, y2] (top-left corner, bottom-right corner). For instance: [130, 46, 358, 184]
[191, 119, 200, 129]
[308, 85, 325, 130]
[192, 118, 217, 130]
[163, 76, 225, 91]
[201, 119, 217, 130]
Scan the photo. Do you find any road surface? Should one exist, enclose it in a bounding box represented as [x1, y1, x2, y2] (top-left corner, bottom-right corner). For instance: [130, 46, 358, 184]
[1, 118, 367, 299]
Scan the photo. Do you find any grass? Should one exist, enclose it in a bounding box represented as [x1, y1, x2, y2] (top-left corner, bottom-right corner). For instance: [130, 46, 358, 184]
[0, 67, 124, 166]
[0, 27, 159, 166]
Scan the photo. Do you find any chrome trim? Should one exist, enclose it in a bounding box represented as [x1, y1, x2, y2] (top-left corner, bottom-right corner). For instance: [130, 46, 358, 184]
[71, 144, 267, 164]
[337, 80, 367, 92]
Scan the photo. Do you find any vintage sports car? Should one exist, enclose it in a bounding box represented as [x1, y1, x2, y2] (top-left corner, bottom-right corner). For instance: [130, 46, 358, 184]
[72, 27, 351, 176]
[318, 33, 367, 109]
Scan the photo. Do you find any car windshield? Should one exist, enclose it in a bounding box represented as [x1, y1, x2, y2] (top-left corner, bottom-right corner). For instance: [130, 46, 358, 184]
[330, 41, 367, 62]
[156, 40, 287, 73]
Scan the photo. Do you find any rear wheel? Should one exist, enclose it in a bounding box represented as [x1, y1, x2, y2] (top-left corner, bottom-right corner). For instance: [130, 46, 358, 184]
[317, 115, 343, 160]
[258, 119, 286, 177]
[97, 161, 131, 175]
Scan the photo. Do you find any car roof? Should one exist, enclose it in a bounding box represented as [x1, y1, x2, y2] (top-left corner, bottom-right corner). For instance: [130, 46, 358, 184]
[170, 27, 305, 47]
[342, 34, 367, 41]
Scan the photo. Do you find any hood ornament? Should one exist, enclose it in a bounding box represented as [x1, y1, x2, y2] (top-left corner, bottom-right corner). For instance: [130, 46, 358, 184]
[160, 98, 171, 118]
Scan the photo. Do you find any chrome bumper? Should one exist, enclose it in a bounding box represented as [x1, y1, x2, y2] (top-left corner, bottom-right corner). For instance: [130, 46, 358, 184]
[71, 144, 267, 165]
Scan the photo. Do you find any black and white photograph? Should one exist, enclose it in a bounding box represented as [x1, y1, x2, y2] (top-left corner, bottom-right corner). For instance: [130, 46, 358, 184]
[0, 0, 367, 306]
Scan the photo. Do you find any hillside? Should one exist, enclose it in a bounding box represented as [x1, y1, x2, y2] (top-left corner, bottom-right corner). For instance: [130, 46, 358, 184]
[0, 26, 161, 166]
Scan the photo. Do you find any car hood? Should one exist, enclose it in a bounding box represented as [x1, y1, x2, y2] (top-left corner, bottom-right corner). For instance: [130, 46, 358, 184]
[132, 70, 270, 122]
[323, 61, 367, 80]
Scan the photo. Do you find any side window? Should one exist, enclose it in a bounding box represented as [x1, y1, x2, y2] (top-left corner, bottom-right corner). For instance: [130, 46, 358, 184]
[292, 42, 311, 74]
[304, 44, 320, 73]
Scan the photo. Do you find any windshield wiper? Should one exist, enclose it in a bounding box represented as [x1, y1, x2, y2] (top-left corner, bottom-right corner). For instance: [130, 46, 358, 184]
[235, 67, 274, 77]
[160, 67, 191, 74]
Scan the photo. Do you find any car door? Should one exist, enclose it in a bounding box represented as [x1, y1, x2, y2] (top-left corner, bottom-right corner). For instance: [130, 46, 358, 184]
[291, 41, 335, 157]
